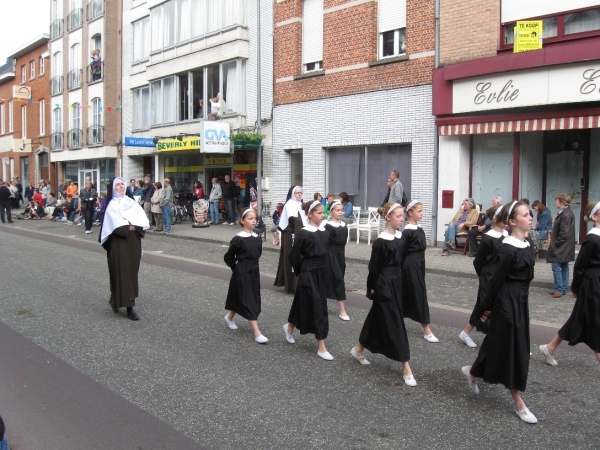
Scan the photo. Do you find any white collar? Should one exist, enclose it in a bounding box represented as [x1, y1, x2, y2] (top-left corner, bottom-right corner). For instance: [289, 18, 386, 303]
[237, 231, 258, 237]
[327, 220, 346, 228]
[404, 224, 421, 230]
[503, 235, 530, 248]
[378, 230, 402, 240]
[485, 229, 503, 238]
[303, 223, 326, 232]
[588, 228, 600, 237]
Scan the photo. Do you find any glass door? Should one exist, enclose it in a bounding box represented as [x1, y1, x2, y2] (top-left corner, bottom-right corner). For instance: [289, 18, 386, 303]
[79, 160, 99, 190]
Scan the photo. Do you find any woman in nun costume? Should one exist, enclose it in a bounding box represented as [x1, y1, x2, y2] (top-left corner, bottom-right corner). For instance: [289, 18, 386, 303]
[100, 177, 150, 320]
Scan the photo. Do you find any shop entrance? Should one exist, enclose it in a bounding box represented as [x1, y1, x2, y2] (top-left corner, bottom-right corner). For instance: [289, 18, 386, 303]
[543, 130, 590, 242]
[205, 167, 231, 185]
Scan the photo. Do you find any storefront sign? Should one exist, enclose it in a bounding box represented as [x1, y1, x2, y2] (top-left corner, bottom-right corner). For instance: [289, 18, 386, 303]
[125, 137, 155, 147]
[453, 61, 600, 113]
[513, 21, 542, 53]
[13, 85, 31, 99]
[156, 137, 200, 152]
[164, 165, 204, 173]
[201, 122, 230, 153]
[205, 156, 232, 165]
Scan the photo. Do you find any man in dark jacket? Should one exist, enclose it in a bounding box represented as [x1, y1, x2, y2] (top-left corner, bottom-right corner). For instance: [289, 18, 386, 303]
[141, 175, 155, 227]
[0, 182, 14, 223]
[80, 180, 98, 234]
[546, 193, 576, 298]
[222, 174, 237, 225]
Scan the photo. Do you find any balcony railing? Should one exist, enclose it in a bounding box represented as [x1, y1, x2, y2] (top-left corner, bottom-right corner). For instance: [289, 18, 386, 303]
[67, 8, 83, 31]
[67, 69, 82, 90]
[87, 63, 102, 84]
[68, 129, 83, 149]
[87, 125, 104, 145]
[50, 19, 63, 40]
[87, 0, 103, 21]
[51, 132, 64, 151]
[51, 75, 63, 96]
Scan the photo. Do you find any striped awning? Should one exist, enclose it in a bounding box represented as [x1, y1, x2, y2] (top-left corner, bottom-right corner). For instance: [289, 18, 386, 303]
[438, 115, 600, 136]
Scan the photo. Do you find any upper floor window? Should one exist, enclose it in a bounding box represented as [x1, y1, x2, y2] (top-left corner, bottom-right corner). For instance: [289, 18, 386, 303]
[378, 0, 406, 59]
[39, 100, 46, 136]
[8, 100, 13, 132]
[30, 61, 35, 79]
[0, 103, 5, 135]
[302, 0, 323, 72]
[91, 97, 102, 125]
[132, 17, 150, 63]
[90, 34, 102, 82]
[21, 65, 26, 83]
[53, 106, 62, 133]
[39, 56, 45, 75]
[53, 51, 62, 76]
[68, 0, 83, 31]
[21, 105, 27, 139]
[132, 86, 150, 130]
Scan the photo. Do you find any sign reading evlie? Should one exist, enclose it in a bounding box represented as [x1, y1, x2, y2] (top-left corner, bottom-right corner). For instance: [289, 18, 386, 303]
[452, 61, 600, 114]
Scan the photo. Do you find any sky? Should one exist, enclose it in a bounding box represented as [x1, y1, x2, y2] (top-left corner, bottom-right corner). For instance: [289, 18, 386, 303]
[0, 0, 50, 65]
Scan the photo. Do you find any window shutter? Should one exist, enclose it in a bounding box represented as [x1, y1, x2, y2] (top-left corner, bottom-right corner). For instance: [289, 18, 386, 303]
[379, 0, 406, 33]
[302, 0, 324, 64]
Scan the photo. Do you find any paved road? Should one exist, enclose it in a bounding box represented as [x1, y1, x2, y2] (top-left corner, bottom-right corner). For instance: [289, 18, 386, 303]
[1, 226, 599, 449]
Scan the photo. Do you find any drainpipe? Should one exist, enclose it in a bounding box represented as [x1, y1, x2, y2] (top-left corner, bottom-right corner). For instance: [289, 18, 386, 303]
[431, 0, 440, 247]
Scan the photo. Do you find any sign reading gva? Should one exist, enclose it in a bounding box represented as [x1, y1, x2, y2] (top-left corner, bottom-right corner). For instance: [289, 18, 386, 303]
[452, 61, 600, 114]
[201, 121, 230, 153]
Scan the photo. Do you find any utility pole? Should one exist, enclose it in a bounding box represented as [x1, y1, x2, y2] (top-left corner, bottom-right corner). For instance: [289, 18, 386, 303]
[256, 0, 262, 217]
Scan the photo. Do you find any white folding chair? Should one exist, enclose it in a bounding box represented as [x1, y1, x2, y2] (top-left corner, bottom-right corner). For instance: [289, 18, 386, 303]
[346, 206, 361, 243]
[356, 207, 380, 245]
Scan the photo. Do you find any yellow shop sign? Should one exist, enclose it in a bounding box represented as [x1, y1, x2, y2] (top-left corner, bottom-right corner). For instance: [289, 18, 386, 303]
[205, 156, 232, 165]
[156, 137, 200, 152]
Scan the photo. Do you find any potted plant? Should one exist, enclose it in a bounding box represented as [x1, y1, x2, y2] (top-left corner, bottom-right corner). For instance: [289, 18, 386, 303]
[230, 131, 265, 149]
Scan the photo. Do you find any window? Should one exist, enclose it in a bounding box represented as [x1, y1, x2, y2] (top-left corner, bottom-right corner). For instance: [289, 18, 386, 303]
[51, 0, 64, 39]
[88, 0, 103, 20]
[69, 43, 82, 89]
[92, 98, 102, 125]
[151, 1, 175, 51]
[39, 56, 45, 75]
[132, 86, 150, 129]
[90, 35, 102, 82]
[8, 101, 13, 132]
[21, 65, 26, 83]
[221, 59, 245, 115]
[302, 0, 323, 72]
[0, 103, 5, 134]
[565, 8, 600, 34]
[72, 104, 80, 130]
[52, 106, 63, 150]
[177, 0, 191, 43]
[378, 0, 406, 58]
[191, 0, 206, 38]
[68, 0, 82, 30]
[70, 43, 81, 70]
[21, 105, 27, 139]
[503, 17, 558, 44]
[39, 100, 45, 136]
[70, 103, 82, 148]
[30, 61, 35, 79]
[151, 76, 176, 125]
[178, 73, 189, 121]
[90, 98, 102, 144]
[132, 17, 150, 63]
[53, 51, 62, 76]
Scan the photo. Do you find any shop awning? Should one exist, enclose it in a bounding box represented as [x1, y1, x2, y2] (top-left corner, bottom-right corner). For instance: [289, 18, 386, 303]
[438, 115, 600, 136]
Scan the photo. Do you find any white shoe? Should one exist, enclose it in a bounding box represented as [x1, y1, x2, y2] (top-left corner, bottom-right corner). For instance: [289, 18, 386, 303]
[77, 223, 83, 227]
[459, 331, 477, 348]
[515, 407, 538, 424]
[539, 344, 558, 366]
[224, 314, 238, 330]
[254, 334, 268, 344]
[424, 333, 439, 343]
[403, 374, 417, 387]
[461, 366, 480, 394]
[317, 350, 334, 361]
[229, 222, 235, 226]
[350, 347, 370, 365]
[283, 324, 295, 344]
[85, 230, 92, 234]
[339, 314, 350, 321]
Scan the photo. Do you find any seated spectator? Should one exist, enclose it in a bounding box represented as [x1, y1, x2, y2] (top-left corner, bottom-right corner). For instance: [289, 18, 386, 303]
[271, 202, 283, 245]
[442, 198, 479, 256]
[52, 194, 71, 221]
[324, 193, 334, 218]
[95, 192, 107, 225]
[24, 200, 44, 220]
[339, 191, 354, 224]
[532, 200, 553, 245]
[467, 195, 502, 257]
[33, 188, 43, 206]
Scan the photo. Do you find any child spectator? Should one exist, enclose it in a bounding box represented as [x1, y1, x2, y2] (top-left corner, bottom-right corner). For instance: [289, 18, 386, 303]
[271, 203, 283, 245]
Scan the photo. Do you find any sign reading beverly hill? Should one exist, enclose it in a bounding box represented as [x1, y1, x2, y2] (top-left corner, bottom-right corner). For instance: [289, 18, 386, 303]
[201, 121, 230, 153]
[156, 137, 200, 152]
[514, 21, 542, 53]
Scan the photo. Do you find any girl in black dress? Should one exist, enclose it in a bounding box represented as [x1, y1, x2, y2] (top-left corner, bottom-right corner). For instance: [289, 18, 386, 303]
[461, 201, 538, 424]
[325, 200, 350, 321]
[224, 208, 267, 344]
[402, 200, 438, 343]
[351, 202, 416, 387]
[284, 200, 333, 360]
[459, 205, 507, 348]
[539, 201, 600, 366]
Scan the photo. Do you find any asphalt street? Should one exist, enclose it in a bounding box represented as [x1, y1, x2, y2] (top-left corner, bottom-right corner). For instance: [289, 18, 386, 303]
[1, 225, 599, 449]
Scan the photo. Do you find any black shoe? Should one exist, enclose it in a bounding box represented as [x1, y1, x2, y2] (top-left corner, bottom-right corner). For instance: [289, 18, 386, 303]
[468, 252, 476, 258]
[127, 308, 140, 321]
[8, 221, 14, 223]
[112, 305, 119, 314]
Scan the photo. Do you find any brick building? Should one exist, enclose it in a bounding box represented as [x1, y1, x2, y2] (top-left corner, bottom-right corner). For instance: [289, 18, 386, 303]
[49, 0, 122, 193]
[0, 35, 51, 189]
[434, 0, 600, 243]
[271, 0, 436, 239]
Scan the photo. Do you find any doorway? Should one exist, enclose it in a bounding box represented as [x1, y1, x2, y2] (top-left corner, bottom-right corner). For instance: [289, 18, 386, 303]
[79, 160, 99, 190]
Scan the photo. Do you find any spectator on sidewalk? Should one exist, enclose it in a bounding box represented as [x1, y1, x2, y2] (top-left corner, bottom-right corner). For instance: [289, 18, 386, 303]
[160, 178, 174, 234]
[126, 179, 136, 199]
[151, 181, 164, 232]
[40, 180, 50, 206]
[388, 170, 404, 205]
[0, 182, 14, 224]
[57, 179, 66, 197]
[467, 195, 502, 257]
[66, 181, 78, 208]
[33, 188, 43, 206]
[142, 176, 155, 228]
[9, 181, 19, 210]
[222, 174, 237, 225]
[381, 177, 392, 207]
[80, 180, 98, 234]
[547, 193, 576, 298]
[532, 200, 553, 247]
[271, 202, 283, 245]
[339, 191, 354, 224]
[208, 177, 222, 224]
[25, 182, 35, 202]
[442, 198, 479, 256]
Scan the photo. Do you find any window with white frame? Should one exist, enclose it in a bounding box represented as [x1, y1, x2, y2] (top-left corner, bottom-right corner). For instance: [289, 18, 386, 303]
[70, 43, 81, 70]
[53, 51, 62, 76]
[30, 61, 35, 79]
[132, 16, 150, 63]
[21, 65, 26, 83]
[8, 101, 13, 132]
[302, 0, 324, 72]
[52, 0, 62, 20]
[151, 1, 175, 51]
[53, 107, 62, 135]
[191, 0, 206, 38]
[92, 98, 102, 125]
[378, 0, 407, 58]
[0, 103, 5, 134]
[22, 105, 27, 139]
[90, 98, 102, 144]
[132, 86, 150, 130]
[178, 0, 191, 42]
[72, 103, 81, 130]
[150, 76, 176, 125]
[39, 56, 45, 75]
[39, 100, 45, 136]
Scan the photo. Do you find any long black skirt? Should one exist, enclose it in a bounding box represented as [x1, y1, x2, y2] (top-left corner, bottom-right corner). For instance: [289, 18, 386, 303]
[288, 261, 328, 340]
[402, 254, 430, 324]
[325, 249, 346, 300]
[225, 262, 261, 320]
[275, 230, 295, 293]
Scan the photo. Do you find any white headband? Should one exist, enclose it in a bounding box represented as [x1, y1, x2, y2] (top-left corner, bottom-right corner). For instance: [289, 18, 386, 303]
[406, 200, 419, 212]
[386, 203, 402, 217]
[493, 205, 503, 218]
[241, 208, 254, 219]
[330, 200, 341, 210]
[507, 201, 518, 218]
[591, 202, 600, 218]
[308, 200, 321, 212]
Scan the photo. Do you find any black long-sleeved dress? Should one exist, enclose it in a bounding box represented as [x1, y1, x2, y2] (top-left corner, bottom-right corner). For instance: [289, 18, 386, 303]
[224, 232, 263, 320]
[558, 229, 600, 352]
[275, 214, 303, 293]
[287, 225, 330, 339]
[325, 221, 348, 300]
[469, 229, 507, 332]
[401, 225, 430, 324]
[359, 231, 410, 362]
[470, 236, 534, 391]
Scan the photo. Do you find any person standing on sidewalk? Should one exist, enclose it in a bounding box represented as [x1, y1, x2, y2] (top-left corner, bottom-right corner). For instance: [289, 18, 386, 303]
[142, 175, 155, 229]
[160, 178, 174, 234]
[150, 181, 163, 232]
[0, 182, 15, 224]
[208, 177, 222, 224]
[547, 193, 576, 299]
[80, 180, 98, 234]
[388, 170, 404, 205]
[222, 174, 237, 225]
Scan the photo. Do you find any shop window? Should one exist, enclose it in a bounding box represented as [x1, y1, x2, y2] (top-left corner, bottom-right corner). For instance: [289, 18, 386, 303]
[471, 134, 513, 205]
